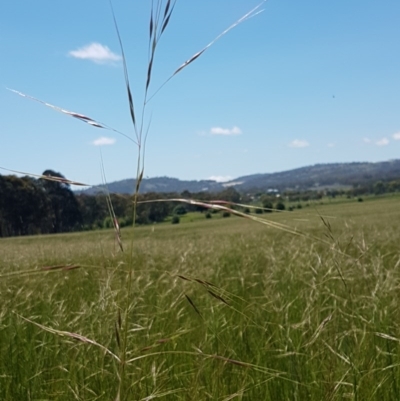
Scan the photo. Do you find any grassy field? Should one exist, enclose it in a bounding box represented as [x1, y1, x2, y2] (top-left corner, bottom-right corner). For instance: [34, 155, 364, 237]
[1, 195, 400, 400]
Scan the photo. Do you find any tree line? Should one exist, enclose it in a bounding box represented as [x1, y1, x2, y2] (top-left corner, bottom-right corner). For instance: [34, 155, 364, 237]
[0, 170, 83, 237]
[0, 171, 242, 238]
[2, 170, 400, 238]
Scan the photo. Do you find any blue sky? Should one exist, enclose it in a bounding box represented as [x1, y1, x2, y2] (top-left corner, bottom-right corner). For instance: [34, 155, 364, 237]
[1, 0, 400, 186]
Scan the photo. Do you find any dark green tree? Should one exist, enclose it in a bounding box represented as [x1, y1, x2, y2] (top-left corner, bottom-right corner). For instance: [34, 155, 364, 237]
[0, 175, 51, 236]
[40, 170, 82, 233]
[217, 187, 241, 203]
[275, 201, 286, 211]
[173, 205, 187, 215]
[135, 192, 171, 224]
[261, 196, 273, 213]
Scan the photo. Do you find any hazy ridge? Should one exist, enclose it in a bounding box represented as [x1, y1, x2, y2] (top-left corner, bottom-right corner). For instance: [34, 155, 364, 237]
[81, 159, 400, 194]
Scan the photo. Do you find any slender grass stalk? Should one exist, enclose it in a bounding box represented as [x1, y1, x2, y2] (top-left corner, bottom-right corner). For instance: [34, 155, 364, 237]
[6, 2, 269, 399]
[106, 3, 267, 398]
[16, 314, 121, 362]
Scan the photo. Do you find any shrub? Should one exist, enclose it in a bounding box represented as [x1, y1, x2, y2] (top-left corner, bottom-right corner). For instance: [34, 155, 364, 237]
[275, 201, 285, 211]
[222, 211, 231, 218]
[262, 200, 273, 213]
[171, 215, 180, 224]
[103, 216, 112, 229]
[173, 205, 187, 215]
[254, 208, 263, 214]
[358, 197, 363, 202]
[205, 212, 212, 219]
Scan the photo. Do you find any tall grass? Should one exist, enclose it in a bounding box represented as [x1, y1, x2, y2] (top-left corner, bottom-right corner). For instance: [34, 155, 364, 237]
[5, 2, 271, 400]
[1, 199, 400, 399]
[4, 1, 400, 399]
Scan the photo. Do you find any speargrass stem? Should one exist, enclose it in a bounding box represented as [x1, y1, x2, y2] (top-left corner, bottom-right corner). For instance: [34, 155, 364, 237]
[8, 2, 267, 399]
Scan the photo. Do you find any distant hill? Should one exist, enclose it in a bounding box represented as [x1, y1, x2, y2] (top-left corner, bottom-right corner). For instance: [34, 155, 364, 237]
[82, 176, 225, 195]
[232, 160, 400, 191]
[80, 160, 400, 194]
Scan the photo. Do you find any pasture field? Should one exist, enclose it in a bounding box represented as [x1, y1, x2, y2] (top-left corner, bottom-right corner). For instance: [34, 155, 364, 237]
[1, 195, 400, 400]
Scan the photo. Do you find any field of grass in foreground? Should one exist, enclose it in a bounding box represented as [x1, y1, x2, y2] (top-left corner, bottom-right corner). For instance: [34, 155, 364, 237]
[1, 196, 400, 400]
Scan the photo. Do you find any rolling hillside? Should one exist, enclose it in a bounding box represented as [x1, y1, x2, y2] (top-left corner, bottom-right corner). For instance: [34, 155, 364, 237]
[81, 159, 400, 194]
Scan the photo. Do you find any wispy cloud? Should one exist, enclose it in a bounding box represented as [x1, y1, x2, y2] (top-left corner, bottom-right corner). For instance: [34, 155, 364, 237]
[288, 139, 309, 148]
[392, 132, 400, 140]
[210, 126, 242, 136]
[327, 143, 335, 148]
[69, 43, 121, 64]
[93, 137, 116, 146]
[376, 137, 389, 146]
[363, 137, 371, 143]
[209, 175, 232, 182]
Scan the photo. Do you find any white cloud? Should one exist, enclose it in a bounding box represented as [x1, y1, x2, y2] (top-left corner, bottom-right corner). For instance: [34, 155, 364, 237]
[92, 137, 116, 146]
[392, 132, 400, 140]
[209, 175, 232, 182]
[69, 43, 121, 64]
[376, 137, 389, 146]
[210, 126, 242, 136]
[288, 139, 309, 148]
[327, 143, 335, 148]
[363, 137, 371, 143]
